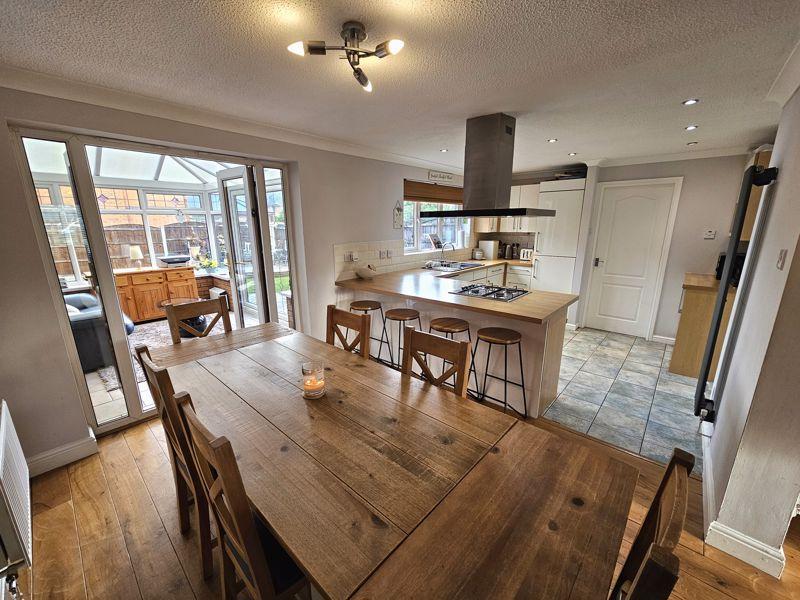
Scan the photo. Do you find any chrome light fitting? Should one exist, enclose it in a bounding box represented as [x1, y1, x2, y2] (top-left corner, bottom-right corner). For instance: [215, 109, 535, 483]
[287, 21, 404, 92]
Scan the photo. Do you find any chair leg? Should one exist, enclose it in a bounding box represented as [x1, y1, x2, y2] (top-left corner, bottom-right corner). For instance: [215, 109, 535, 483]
[196, 492, 214, 579]
[379, 315, 393, 365]
[503, 345, 509, 413]
[175, 469, 191, 535]
[469, 338, 480, 398]
[517, 342, 528, 418]
[481, 343, 492, 401]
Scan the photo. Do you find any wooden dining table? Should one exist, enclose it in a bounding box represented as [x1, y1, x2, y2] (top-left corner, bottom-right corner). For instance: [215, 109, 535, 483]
[150, 323, 638, 599]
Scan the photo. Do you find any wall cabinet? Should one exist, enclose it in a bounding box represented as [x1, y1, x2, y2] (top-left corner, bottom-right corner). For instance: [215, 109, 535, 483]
[474, 217, 499, 233]
[531, 256, 575, 293]
[114, 266, 199, 323]
[499, 184, 540, 233]
[533, 189, 584, 257]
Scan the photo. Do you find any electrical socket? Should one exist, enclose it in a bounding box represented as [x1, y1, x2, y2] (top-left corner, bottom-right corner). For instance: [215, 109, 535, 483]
[379, 249, 387, 259]
[386, 249, 392, 259]
[703, 229, 717, 240]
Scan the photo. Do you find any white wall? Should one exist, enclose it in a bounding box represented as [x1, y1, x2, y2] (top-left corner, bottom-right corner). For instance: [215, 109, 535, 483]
[0, 86, 448, 467]
[705, 87, 800, 574]
[596, 155, 748, 339]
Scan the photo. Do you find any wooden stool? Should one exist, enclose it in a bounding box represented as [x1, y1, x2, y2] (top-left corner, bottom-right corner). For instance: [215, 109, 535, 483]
[381, 308, 422, 369]
[473, 327, 527, 417]
[349, 300, 389, 362]
[429, 317, 471, 386]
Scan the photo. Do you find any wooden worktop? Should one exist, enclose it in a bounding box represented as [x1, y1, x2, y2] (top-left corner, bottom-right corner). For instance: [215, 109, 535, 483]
[336, 264, 578, 324]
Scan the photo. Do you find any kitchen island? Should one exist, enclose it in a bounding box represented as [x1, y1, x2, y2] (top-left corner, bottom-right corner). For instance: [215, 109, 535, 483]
[336, 263, 578, 417]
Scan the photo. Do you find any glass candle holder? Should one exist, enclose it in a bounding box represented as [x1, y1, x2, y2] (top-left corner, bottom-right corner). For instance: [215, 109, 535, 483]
[302, 362, 326, 399]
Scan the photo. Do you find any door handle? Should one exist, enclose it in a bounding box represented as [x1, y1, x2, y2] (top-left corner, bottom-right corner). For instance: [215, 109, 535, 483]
[593, 257, 605, 267]
[533, 259, 539, 279]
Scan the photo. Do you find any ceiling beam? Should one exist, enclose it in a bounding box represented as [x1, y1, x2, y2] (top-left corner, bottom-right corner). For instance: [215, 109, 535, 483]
[172, 156, 206, 183]
[153, 155, 166, 180]
[93, 146, 102, 176]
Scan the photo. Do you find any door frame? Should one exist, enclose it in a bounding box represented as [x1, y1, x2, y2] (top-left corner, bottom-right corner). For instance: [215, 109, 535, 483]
[10, 126, 301, 435]
[581, 177, 683, 340]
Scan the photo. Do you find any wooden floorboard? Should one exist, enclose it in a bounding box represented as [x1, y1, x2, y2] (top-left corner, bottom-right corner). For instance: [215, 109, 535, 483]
[28, 417, 800, 599]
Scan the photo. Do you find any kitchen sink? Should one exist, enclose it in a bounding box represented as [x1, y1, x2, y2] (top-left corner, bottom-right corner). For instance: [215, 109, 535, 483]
[424, 261, 484, 272]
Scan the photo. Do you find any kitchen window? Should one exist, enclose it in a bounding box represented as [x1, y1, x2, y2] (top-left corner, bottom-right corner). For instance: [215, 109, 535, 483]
[403, 200, 471, 253]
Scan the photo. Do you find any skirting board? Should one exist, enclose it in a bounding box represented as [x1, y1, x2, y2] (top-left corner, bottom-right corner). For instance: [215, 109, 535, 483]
[652, 335, 676, 345]
[706, 521, 786, 578]
[27, 429, 98, 477]
[701, 421, 715, 535]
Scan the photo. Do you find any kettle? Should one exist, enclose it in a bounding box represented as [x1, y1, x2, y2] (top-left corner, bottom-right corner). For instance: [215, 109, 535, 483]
[471, 248, 485, 260]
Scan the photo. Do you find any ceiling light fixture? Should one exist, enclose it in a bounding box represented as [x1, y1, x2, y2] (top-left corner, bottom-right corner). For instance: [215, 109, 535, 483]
[682, 98, 700, 106]
[440, 148, 448, 153]
[568, 152, 577, 156]
[547, 138, 558, 143]
[686, 141, 699, 146]
[685, 124, 699, 131]
[287, 21, 404, 92]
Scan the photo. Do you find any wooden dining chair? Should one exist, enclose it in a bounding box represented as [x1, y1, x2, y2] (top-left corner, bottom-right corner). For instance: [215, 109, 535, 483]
[133, 344, 215, 579]
[165, 297, 232, 345]
[179, 400, 309, 600]
[326, 304, 371, 358]
[610, 448, 695, 600]
[401, 326, 471, 398]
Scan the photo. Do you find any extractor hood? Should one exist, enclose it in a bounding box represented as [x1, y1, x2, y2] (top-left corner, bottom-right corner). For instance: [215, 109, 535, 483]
[420, 113, 557, 219]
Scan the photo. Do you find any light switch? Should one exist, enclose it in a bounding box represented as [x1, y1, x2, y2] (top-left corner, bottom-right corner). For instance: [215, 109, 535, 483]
[703, 229, 717, 240]
[777, 248, 788, 271]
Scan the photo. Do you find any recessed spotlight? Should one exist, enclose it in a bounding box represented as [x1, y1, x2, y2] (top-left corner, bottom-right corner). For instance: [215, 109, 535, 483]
[440, 148, 448, 153]
[682, 98, 700, 106]
[568, 152, 577, 156]
[547, 138, 558, 143]
[685, 124, 699, 131]
[686, 141, 699, 146]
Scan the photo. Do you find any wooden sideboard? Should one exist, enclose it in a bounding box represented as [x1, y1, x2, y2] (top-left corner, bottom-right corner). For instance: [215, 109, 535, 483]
[115, 266, 199, 323]
[670, 273, 735, 380]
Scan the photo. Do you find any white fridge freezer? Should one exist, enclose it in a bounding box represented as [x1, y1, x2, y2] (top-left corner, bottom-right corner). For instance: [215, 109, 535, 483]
[531, 256, 575, 293]
[533, 189, 584, 257]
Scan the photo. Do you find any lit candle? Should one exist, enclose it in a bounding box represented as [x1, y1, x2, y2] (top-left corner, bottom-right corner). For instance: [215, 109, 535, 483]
[302, 362, 326, 399]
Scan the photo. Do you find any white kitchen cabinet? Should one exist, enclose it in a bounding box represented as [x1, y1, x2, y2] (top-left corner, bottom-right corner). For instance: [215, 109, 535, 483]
[531, 256, 575, 293]
[533, 189, 584, 257]
[499, 184, 540, 233]
[499, 186, 521, 232]
[487, 265, 505, 285]
[474, 217, 499, 233]
[506, 264, 532, 290]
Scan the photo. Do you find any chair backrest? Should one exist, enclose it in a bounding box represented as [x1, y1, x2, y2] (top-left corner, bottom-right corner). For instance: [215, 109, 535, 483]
[165, 297, 232, 344]
[179, 400, 279, 599]
[134, 345, 199, 487]
[611, 448, 695, 600]
[401, 326, 471, 398]
[325, 304, 371, 357]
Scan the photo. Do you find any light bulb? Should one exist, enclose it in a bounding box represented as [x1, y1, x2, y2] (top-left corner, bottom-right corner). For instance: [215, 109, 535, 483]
[387, 39, 405, 55]
[353, 68, 372, 92]
[287, 41, 305, 56]
[685, 124, 698, 131]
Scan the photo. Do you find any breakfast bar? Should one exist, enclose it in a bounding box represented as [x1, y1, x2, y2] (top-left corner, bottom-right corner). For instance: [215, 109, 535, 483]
[336, 264, 578, 417]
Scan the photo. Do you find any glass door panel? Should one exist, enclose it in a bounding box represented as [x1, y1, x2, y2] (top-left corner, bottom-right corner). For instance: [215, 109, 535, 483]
[216, 168, 266, 327]
[263, 167, 295, 328]
[21, 138, 131, 426]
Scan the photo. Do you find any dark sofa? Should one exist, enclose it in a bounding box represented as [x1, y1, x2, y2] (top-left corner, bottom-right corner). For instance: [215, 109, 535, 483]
[65, 293, 134, 373]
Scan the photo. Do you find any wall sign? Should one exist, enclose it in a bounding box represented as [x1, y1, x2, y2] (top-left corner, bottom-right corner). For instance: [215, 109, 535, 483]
[428, 170, 455, 183]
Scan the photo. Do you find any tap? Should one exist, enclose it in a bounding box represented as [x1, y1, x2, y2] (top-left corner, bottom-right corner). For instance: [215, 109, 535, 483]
[441, 242, 455, 261]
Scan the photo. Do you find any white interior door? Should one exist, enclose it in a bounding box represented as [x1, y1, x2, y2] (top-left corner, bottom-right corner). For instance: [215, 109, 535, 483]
[585, 181, 677, 336]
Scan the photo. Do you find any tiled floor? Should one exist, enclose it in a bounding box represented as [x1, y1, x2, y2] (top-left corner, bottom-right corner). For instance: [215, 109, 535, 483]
[544, 327, 704, 470]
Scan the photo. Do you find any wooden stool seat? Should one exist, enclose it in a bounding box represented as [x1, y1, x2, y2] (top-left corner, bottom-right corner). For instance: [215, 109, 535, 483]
[350, 299, 382, 311]
[385, 308, 420, 322]
[477, 327, 522, 345]
[430, 317, 470, 334]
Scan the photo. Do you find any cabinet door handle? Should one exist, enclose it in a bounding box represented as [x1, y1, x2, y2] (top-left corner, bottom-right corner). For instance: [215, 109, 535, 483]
[533, 259, 539, 279]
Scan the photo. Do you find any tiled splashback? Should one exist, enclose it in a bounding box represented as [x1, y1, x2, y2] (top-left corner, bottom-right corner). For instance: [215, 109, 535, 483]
[334, 238, 473, 281]
[476, 231, 537, 249]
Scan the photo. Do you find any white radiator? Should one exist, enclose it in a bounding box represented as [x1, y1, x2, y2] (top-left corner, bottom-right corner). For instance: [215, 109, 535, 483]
[0, 401, 31, 578]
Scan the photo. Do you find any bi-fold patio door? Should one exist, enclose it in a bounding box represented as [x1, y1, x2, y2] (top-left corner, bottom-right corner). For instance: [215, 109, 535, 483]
[15, 129, 295, 435]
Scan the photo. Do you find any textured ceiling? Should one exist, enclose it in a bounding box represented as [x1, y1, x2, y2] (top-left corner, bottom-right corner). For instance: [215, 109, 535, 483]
[1, 1, 798, 172]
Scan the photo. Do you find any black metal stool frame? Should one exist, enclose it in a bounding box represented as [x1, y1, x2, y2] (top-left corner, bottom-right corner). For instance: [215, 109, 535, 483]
[349, 305, 390, 363]
[469, 338, 528, 418]
[380, 314, 422, 370]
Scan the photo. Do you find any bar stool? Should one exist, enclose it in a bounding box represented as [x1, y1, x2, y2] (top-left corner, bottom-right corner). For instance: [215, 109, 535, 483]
[473, 327, 527, 417]
[429, 317, 471, 386]
[349, 300, 390, 362]
[382, 308, 422, 369]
